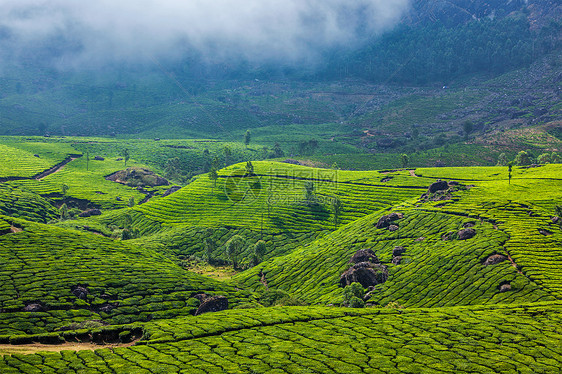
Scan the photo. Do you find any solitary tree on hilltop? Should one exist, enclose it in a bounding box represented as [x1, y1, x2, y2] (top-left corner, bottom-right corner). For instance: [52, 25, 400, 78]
[508, 161, 514, 185]
[245, 160, 254, 176]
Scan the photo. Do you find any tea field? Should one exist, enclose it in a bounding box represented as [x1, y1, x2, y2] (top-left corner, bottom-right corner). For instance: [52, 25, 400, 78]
[0, 137, 560, 373]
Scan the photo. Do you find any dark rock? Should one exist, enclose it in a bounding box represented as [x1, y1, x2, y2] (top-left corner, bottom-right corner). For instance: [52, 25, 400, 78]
[106, 167, 169, 187]
[154, 138, 161, 141]
[340, 263, 388, 288]
[458, 228, 476, 240]
[79, 209, 102, 218]
[116, 158, 123, 161]
[116, 197, 122, 201]
[448, 181, 459, 186]
[538, 229, 553, 236]
[98, 303, 118, 313]
[195, 296, 229, 315]
[349, 249, 379, 264]
[415, 237, 425, 242]
[282, 159, 302, 165]
[463, 222, 476, 228]
[94, 156, 105, 161]
[23, 303, 44, 312]
[375, 212, 403, 229]
[428, 180, 449, 193]
[392, 246, 406, 256]
[162, 186, 182, 197]
[388, 225, 399, 232]
[483, 254, 508, 266]
[392, 256, 402, 265]
[34, 154, 40, 158]
[499, 283, 511, 293]
[442, 231, 455, 241]
[552, 216, 560, 224]
[72, 285, 89, 300]
[193, 293, 209, 302]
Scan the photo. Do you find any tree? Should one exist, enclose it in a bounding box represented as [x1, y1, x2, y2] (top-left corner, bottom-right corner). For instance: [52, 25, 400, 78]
[59, 203, 69, 220]
[537, 153, 551, 164]
[225, 235, 245, 269]
[273, 142, 284, 158]
[400, 154, 409, 168]
[332, 196, 343, 229]
[244, 130, 251, 148]
[304, 182, 315, 205]
[85, 151, 90, 171]
[120, 148, 130, 167]
[204, 238, 216, 263]
[497, 153, 508, 166]
[331, 162, 339, 170]
[208, 156, 221, 192]
[462, 121, 474, 140]
[245, 160, 254, 175]
[223, 146, 232, 167]
[551, 152, 560, 164]
[61, 184, 69, 196]
[128, 197, 135, 207]
[508, 161, 514, 185]
[514, 151, 532, 166]
[342, 282, 365, 308]
[253, 240, 267, 265]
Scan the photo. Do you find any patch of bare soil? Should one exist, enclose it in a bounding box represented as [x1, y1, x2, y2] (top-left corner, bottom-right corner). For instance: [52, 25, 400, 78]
[0, 339, 139, 355]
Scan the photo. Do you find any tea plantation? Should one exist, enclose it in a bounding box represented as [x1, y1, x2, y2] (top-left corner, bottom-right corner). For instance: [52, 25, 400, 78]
[0, 137, 560, 373]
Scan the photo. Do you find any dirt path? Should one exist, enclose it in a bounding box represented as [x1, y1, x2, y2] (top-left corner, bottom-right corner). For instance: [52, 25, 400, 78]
[409, 170, 418, 177]
[0, 340, 138, 355]
[35, 155, 81, 181]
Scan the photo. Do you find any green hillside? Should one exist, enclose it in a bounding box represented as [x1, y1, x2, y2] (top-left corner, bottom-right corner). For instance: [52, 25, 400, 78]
[0, 216, 250, 336]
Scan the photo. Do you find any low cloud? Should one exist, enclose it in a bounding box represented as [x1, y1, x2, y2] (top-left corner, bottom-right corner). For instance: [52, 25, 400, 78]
[0, 0, 411, 68]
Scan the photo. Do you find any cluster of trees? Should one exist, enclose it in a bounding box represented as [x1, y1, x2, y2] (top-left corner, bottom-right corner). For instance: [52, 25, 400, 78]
[325, 16, 561, 84]
[205, 235, 267, 269]
[497, 151, 560, 166]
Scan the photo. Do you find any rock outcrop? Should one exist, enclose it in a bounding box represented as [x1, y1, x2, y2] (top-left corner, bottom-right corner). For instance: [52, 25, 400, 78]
[195, 296, 229, 315]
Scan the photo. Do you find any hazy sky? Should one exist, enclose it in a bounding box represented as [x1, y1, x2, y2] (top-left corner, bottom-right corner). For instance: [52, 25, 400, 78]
[0, 0, 411, 68]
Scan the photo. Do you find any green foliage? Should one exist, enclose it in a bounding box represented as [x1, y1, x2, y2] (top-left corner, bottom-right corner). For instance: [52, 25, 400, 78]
[400, 153, 409, 168]
[342, 282, 365, 308]
[253, 240, 266, 265]
[245, 160, 254, 175]
[244, 129, 251, 147]
[225, 235, 245, 269]
[120, 148, 130, 167]
[497, 153, 508, 166]
[515, 150, 532, 166]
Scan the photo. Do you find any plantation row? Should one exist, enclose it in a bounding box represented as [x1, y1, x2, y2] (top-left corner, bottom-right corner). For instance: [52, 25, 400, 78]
[137, 162, 425, 233]
[2, 303, 561, 373]
[0, 185, 59, 223]
[0, 217, 250, 335]
[0, 141, 75, 179]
